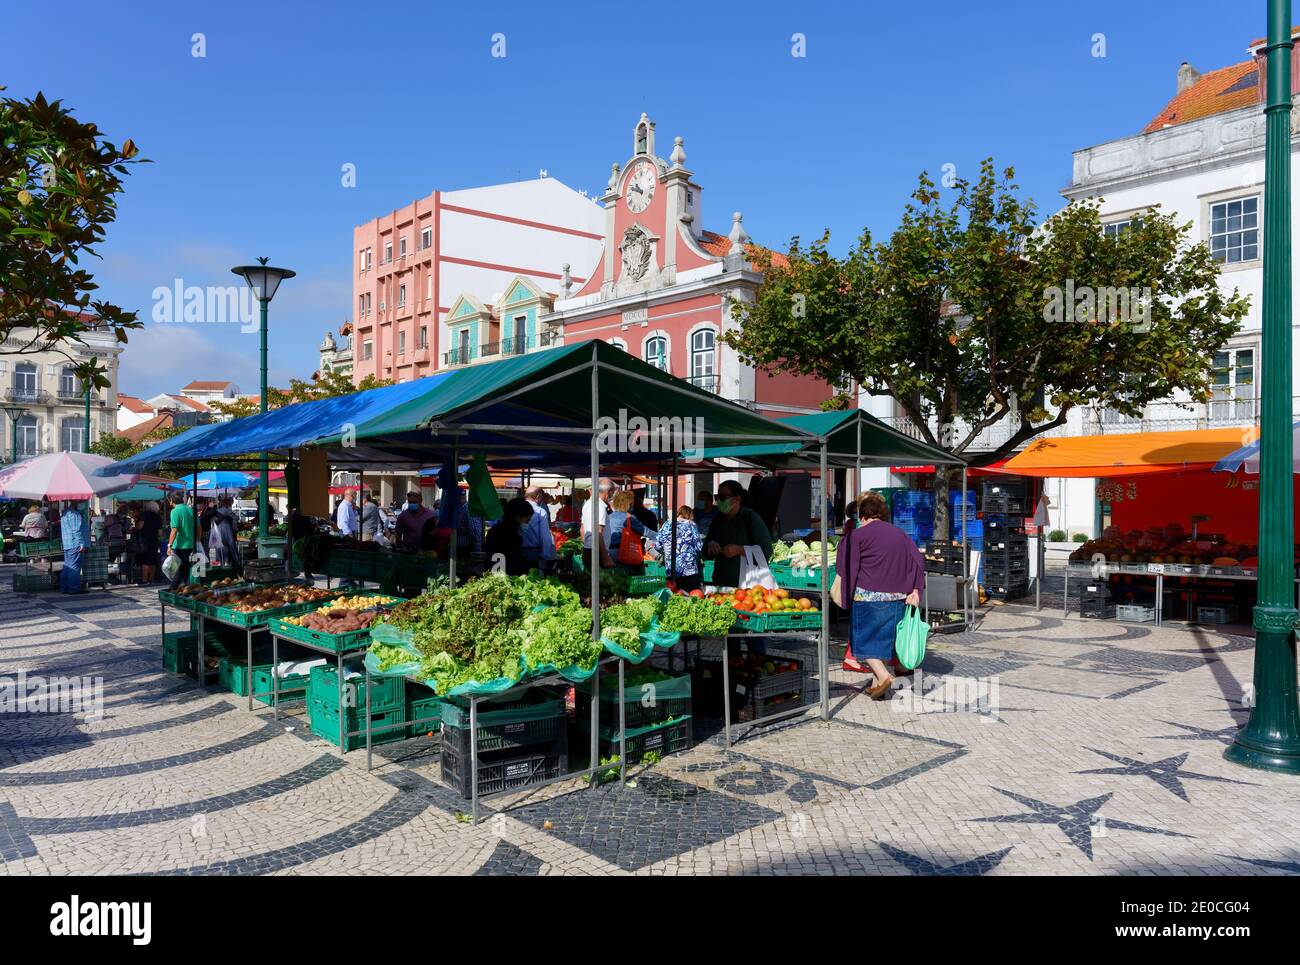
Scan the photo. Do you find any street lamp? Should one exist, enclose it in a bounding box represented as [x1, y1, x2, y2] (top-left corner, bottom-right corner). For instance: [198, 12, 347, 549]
[1226, 0, 1300, 774]
[0, 404, 27, 463]
[231, 257, 296, 544]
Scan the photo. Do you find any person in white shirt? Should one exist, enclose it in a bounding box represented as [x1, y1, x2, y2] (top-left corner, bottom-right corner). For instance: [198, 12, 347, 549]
[520, 485, 556, 571]
[581, 478, 615, 569]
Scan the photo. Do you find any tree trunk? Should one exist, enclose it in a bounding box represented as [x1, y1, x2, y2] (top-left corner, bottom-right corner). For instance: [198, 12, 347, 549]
[932, 468, 950, 543]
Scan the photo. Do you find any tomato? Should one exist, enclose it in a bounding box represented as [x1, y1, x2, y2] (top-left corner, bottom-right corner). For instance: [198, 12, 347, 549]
[689, 589, 704, 598]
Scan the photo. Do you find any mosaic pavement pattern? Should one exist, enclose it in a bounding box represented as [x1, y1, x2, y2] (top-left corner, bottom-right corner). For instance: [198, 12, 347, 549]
[1, 566, 1298, 876]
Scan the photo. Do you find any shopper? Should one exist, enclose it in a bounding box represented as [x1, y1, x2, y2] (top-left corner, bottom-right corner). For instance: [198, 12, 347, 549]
[631, 488, 659, 532]
[554, 495, 577, 525]
[520, 485, 556, 572]
[483, 497, 534, 576]
[136, 501, 162, 584]
[605, 489, 647, 574]
[702, 479, 772, 589]
[581, 478, 616, 570]
[360, 491, 382, 541]
[20, 503, 48, 539]
[655, 505, 704, 591]
[59, 502, 88, 594]
[394, 490, 435, 549]
[694, 489, 719, 536]
[837, 491, 926, 699]
[211, 496, 240, 570]
[166, 493, 197, 590]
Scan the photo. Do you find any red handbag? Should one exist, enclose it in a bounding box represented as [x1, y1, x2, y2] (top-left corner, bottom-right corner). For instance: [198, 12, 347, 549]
[617, 517, 644, 565]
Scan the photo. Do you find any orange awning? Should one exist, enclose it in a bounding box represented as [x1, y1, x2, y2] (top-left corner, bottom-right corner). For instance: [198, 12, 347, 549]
[1002, 427, 1251, 478]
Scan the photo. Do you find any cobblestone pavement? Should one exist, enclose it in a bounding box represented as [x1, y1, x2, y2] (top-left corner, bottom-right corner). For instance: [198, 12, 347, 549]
[1, 570, 1298, 876]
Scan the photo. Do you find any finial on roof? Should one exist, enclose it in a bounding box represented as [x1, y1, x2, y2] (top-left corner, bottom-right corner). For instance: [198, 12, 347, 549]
[670, 136, 686, 169]
[608, 162, 621, 191]
[561, 263, 572, 296]
[728, 211, 750, 249]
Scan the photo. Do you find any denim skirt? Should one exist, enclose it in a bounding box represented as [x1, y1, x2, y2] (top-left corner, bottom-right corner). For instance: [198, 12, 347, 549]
[850, 598, 904, 661]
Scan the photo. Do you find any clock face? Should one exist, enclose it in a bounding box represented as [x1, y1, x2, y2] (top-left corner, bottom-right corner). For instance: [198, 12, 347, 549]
[625, 162, 656, 213]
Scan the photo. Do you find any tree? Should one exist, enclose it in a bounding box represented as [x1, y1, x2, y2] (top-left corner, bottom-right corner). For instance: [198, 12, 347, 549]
[89, 433, 140, 461]
[209, 369, 394, 420]
[726, 159, 1250, 538]
[0, 89, 146, 388]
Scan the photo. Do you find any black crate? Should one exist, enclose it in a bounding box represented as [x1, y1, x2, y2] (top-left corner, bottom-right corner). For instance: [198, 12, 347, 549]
[439, 739, 568, 799]
[981, 479, 1027, 499]
[984, 563, 1029, 582]
[581, 717, 694, 765]
[691, 655, 805, 720]
[1080, 599, 1117, 619]
[574, 676, 692, 732]
[440, 691, 567, 753]
[983, 495, 1029, 516]
[985, 581, 1029, 600]
[1081, 581, 1112, 598]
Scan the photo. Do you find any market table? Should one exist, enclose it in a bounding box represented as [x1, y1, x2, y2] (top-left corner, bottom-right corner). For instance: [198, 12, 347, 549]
[1058, 561, 1300, 626]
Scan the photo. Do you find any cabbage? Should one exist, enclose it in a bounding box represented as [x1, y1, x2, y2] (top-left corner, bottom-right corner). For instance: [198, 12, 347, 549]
[789, 540, 811, 556]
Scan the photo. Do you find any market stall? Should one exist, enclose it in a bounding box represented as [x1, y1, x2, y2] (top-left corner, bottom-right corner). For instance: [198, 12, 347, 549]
[103, 342, 832, 818]
[1001, 427, 1291, 627]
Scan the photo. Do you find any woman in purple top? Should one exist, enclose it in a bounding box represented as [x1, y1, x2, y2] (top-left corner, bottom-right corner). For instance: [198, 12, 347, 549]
[837, 492, 926, 698]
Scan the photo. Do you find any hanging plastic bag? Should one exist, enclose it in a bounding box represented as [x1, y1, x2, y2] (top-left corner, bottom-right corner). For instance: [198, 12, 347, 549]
[161, 552, 181, 582]
[465, 451, 503, 521]
[617, 518, 644, 566]
[894, 604, 929, 670]
[738, 543, 776, 590]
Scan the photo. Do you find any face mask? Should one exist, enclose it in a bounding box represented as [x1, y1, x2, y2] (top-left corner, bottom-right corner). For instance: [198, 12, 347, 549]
[407, 502, 418, 512]
[694, 501, 707, 512]
[717, 497, 736, 514]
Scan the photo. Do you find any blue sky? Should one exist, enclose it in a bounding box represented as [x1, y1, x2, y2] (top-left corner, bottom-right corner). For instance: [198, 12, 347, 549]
[5, 0, 1264, 398]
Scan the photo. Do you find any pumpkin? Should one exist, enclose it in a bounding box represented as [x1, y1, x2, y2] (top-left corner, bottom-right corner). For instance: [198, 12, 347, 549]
[1212, 557, 1240, 567]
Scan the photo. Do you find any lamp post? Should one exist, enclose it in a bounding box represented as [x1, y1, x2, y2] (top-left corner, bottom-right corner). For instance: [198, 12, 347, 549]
[1226, 0, 1300, 773]
[0, 404, 27, 463]
[231, 257, 296, 544]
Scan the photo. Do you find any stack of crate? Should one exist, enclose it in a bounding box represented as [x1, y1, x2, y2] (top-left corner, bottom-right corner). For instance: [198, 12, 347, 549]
[439, 690, 568, 798]
[980, 478, 1030, 600]
[891, 490, 935, 545]
[1079, 581, 1116, 619]
[923, 540, 967, 576]
[306, 663, 406, 751]
[575, 668, 693, 765]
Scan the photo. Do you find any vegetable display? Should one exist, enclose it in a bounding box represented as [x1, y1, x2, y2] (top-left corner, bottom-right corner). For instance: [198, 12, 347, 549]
[199, 585, 333, 613]
[770, 538, 837, 570]
[280, 595, 399, 634]
[657, 594, 738, 637]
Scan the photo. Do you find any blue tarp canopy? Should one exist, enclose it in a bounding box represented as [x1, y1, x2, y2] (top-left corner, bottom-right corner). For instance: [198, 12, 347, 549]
[99, 342, 814, 476]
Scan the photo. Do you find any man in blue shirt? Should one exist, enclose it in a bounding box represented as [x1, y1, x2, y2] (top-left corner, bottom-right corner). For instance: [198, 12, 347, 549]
[59, 502, 88, 594]
[335, 490, 360, 584]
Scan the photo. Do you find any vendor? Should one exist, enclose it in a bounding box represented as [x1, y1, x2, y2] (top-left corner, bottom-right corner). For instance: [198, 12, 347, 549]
[20, 504, 48, 540]
[483, 497, 535, 576]
[394, 490, 436, 549]
[702, 479, 772, 588]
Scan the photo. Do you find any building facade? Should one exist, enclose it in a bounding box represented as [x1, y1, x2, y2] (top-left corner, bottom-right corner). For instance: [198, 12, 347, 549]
[0, 325, 121, 462]
[542, 114, 837, 420]
[350, 177, 604, 385]
[319, 323, 353, 380]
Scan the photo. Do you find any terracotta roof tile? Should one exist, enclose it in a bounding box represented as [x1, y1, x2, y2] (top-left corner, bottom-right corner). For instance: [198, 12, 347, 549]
[181, 380, 235, 391]
[698, 230, 790, 269]
[118, 412, 174, 444]
[1143, 60, 1259, 133]
[117, 394, 154, 414]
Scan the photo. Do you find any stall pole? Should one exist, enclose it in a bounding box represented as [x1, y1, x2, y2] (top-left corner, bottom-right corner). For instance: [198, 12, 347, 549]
[618, 657, 627, 784]
[449, 446, 459, 589]
[336, 650, 347, 752]
[819, 438, 830, 722]
[670, 455, 678, 579]
[588, 354, 601, 788]
[962, 466, 969, 622]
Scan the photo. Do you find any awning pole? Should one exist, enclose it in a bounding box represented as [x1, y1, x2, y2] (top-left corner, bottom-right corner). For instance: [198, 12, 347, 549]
[962, 466, 969, 622]
[588, 352, 601, 789]
[819, 437, 830, 722]
[449, 446, 458, 589]
[670, 455, 678, 579]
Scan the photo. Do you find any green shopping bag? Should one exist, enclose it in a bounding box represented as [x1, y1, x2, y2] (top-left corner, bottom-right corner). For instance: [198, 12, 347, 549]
[465, 451, 503, 520]
[894, 604, 929, 670]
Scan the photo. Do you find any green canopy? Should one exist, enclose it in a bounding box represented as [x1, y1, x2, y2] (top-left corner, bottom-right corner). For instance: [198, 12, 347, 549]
[699, 409, 964, 468]
[109, 483, 169, 502]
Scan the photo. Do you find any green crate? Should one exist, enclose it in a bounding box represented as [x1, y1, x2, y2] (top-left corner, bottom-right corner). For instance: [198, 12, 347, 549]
[575, 670, 692, 730]
[626, 574, 667, 595]
[406, 688, 444, 738]
[267, 594, 399, 653]
[440, 692, 565, 731]
[702, 561, 714, 582]
[307, 664, 404, 715]
[643, 561, 666, 577]
[13, 571, 59, 593]
[162, 630, 226, 678]
[18, 539, 62, 560]
[203, 597, 328, 629]
[309, 700, 407, 751]
[760, 609, 822, 632]
[219, 658, 311, 704]
[771, 563, 833, 591]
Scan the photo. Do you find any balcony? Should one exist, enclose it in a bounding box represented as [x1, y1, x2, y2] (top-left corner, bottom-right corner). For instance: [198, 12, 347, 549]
[539, 329, 560, 347]
[687, 374, 719, 393]
[56, 383, 86, 402]
[5, 385, 45, 405]
[443, 345, 476, 366]
[1087, 396, 1279, 434]
[480, 335, 534, 358]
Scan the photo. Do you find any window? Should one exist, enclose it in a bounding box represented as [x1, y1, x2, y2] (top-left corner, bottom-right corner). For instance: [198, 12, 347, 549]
[59, 367, 79, 398]
[421, 227, 432, 250]
[418, 326, 428, 349]
[644, 335, 668, 371]
[16, 416, 37, 456]
[359, 249, 366, 273]
[398, 330, 406, 355]
[1102, 220, 1132, 239]
[690, 329, 716, 390]
[384, 242, 393, 264]
[398, 284, 406, 308]
[359, 294, 367, 317]
[399, 236, 407, 258]
[12, 362, 37, 399]
[1210, 196, 1259, 263]
[362, 339, 373, 361]
[1210, 347, 1256, 423]
[60, 416, 86, 453]
[510, 315, 527, 354]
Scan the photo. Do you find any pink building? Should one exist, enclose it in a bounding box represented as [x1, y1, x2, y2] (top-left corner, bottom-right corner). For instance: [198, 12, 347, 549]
[351, 179, 604, 384]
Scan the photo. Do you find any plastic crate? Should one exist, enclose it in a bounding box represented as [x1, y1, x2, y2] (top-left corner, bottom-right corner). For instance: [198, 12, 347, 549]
[760, 609, 822, 632]
[626, 574, 667, 595]
[440, 738, 568, 799]
[307, 663, 405, 715]
[13, 571, 59, 592]
[985, 582, 1029, 601]
[643, 561, 666, 578]
[219, 658, 312, 704]
[582, 716, 693, 765]
[266, 597, 397, 652]
[1116, 604, 1155, 623]
[575, 671, 692, 730]
[440, 692, 566, 751]
[406, 688, 444, 739]
[1196, 605, 1239, 625]
[17, 539, 62, 560]
[771, 563, 833, 591]
[309, 700, 406, 751]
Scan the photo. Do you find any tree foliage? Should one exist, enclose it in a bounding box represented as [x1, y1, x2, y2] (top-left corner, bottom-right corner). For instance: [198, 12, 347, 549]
[726, 159, 1249, 536]
[209, 368, 393, 421]
[0, 89, 147, 387]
